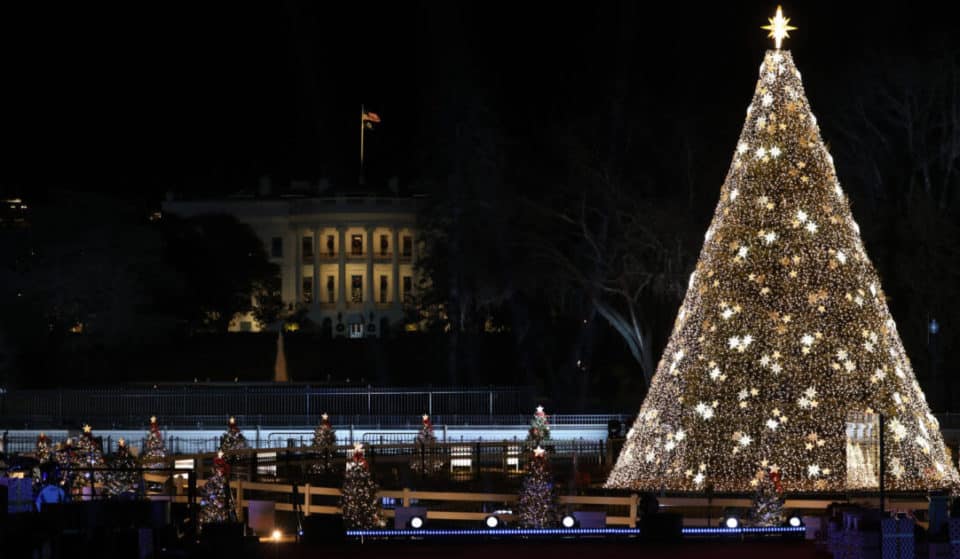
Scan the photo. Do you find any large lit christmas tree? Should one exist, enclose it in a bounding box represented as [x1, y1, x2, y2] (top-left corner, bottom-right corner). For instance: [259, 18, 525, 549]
[606, 7, 960, 493]
[410, 414, 445, 474]
[526, 405, 551, 447]
[518, 446, 559, 528]
[341, 443, 381, 530]
[141, 416, 167, 471]
[74, 424, 106, 489]
[104, 438, 140, 498]
[200, 452, 235, 525]
[219, 416, 249, 460]
[309, 413, 338, 475]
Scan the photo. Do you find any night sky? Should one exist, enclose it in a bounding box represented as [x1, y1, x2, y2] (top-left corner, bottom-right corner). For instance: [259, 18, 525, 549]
[1, 2, 953, 201]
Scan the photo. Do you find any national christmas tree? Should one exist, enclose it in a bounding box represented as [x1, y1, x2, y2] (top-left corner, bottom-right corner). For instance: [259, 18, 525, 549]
[309, 413, 338, 475]
[518, 446, 559, 528]
[410, 414, 445, 474]
[749, 465, 785, 526]
[219, 416, 249, 460]
[200, 452, 235, 525]
[104, 438, 140, 498]
[141, 416, 167, 471]
[341, 443, 381, 530]
[527, 405, 551, 447]
[606, 7, 960, 493]
[74, 424, 106, 489]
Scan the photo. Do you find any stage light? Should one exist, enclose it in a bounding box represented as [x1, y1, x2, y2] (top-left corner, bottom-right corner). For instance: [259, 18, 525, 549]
[409, 516, 425, 529]
[788, 516, 802, 528]
[485, 515, 500, 529]
[724, 516, 739, 529]
[271, 529, 282, 542]
[561, 515, 579, 529]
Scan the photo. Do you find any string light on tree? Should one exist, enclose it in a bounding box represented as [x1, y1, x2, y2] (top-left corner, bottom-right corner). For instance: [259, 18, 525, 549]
[605, 7, 959, 493]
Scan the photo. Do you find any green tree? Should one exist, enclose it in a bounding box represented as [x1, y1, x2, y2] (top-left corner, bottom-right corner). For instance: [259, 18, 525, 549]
[161, 213, 280, 332]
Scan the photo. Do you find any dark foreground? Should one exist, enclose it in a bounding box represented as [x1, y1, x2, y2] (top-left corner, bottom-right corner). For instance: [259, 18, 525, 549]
[256, 539, 826, 559]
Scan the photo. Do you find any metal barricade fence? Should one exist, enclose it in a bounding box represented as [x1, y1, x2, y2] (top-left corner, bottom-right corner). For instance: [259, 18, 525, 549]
[0, 385, 538, 428]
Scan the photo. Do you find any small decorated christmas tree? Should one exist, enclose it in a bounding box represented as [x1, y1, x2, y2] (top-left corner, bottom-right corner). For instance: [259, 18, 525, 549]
[219, 416, 249, 460]
[518, 446, 559, 528]
[527, 405, 552, 447]
[55, 438, 76, 489]
[200, 451, 235, 525]
[33, 433, 54, 487]
[309, 413, 338, 475]
[141, 416, 167, 471]
[35, 432, 53, 464]
[341, 443, 381, 530]
[410, 414, 445, 474]
[104, 438, 140, 498]
[749, 465, 785, 526]
[74, 424, 106, 488]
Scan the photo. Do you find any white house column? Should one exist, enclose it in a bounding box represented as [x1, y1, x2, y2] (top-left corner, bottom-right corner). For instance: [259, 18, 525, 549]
[411, 229, 419, 294]
[365, 226, 375, 309]
[337, 225, 346, 311]
[294, 227, 303, 304]
[312, 228, 320, 308]
[391, 226, 400, 308]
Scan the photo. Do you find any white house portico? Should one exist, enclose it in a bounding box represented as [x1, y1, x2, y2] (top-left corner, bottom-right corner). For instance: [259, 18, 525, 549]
[162, 194, 419, 337]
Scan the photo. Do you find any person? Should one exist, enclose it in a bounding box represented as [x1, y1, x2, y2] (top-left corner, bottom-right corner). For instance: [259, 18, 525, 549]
[35, 480, 67, 511]
[35, 463, 67, 511]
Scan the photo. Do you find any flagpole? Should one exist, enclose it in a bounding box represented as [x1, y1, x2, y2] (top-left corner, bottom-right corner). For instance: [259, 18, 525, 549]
[360, 104, 365, 184]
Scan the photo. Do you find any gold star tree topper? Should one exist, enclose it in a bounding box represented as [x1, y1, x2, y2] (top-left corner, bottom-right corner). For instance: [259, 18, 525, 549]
[762, 5, 797, 49]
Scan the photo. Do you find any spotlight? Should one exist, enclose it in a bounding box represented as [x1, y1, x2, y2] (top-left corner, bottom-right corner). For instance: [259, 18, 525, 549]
[724, 516, 739, 529]
[271, 529, 282, 542]
[409, 515, 425, 529]
[788, 515, 803, 528]
[484, 515, 500, 529]
[561, 515, 579, 529]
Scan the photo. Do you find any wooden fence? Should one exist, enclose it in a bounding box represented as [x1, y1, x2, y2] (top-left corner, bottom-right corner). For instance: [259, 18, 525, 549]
[171, 479, 641, 527]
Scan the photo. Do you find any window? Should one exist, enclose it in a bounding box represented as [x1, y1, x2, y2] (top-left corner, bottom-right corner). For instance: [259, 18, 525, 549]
[351, 234, 363, 256]
[380, 234, 389, 256]
[302, 277, 313, 304]
[326, 235, 335, 257]
[380, 275, 388, 303]
[326, 275, 335, 303]
[351, 275, 363, 303]
[349, 323, 364, 339]
[302, 236, 313, 261]
[270, 237, 283, 258]
[402, 276, 412, 303]
[402, 235, 413, 257]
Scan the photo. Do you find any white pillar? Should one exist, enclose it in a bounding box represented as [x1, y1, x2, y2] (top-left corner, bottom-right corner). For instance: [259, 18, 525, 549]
[411, 229, 419, 296]
[337, 226, 346, 311]
[312, 228, 320, 308]
[391, 226, 400, 308]
[294, 227, 303, 305]
[365, 226, 375, 310]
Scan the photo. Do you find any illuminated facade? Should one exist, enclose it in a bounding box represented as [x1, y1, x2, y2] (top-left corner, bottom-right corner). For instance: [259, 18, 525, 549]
[163, 194, 419, 337]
